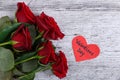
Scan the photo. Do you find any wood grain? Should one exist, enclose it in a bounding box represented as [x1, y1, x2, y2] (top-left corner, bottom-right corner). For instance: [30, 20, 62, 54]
[0, 0, 120, 80]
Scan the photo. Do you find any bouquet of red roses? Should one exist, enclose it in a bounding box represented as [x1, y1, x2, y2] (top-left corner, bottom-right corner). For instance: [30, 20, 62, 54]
[0, 2, 68, 80]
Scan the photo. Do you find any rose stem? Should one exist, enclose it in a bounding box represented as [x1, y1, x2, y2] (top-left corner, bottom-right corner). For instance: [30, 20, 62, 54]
[0, 40, 18, 46]
[18, 64, 52, 79]
[35, 31, 44, 40]
[15, 55, 43, 66]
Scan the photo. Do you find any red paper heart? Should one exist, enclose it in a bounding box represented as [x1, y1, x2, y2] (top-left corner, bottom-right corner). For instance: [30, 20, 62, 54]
[72, 36, 100, 62]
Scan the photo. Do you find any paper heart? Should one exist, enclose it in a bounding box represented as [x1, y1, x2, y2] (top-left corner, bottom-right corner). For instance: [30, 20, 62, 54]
[72, 36, 100, 62]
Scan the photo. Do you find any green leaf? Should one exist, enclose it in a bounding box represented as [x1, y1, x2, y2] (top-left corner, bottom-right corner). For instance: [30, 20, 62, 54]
[19, 73, 34, 80]
[19, 65, 51, 80]
[13, 68, 24, 76]
[0, 16, 12, 31]
[0, 23, 21, 43]
[27, 25, 36, 45]
[0, 71, 12, 80]
[0, 47, 14, 72]
[22, 60, 38, 73]
[19, 67, 41, 80]
[33, 38, 46, 50]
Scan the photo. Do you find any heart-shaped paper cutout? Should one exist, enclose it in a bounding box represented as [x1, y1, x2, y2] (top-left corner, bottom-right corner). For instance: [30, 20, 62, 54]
[72, 36, 100, 62]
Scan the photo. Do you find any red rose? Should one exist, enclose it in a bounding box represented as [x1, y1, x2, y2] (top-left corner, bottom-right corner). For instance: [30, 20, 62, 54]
[52, 51, 68, 79]
[38, 41, 57, 64]
[36, 12, 64, 40]
[11, 24, 32, 51]
[16, 2, 35, 24]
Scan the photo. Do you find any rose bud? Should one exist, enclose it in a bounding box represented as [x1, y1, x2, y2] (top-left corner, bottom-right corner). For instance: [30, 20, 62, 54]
[38, 41, 57, 64]
[11, 24, 32, 51]
[16, 2, 35, 24]
[36, 12, 64, 40]
[52, 51, 68, 79]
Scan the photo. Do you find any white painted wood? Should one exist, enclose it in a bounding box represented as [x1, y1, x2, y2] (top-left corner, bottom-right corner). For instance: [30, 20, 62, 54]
[1, 0, 120, 80]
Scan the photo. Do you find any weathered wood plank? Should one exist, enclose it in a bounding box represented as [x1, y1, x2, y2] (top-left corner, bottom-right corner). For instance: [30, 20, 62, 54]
[1, 0, 120, 11]
[0, 0, 120, 80]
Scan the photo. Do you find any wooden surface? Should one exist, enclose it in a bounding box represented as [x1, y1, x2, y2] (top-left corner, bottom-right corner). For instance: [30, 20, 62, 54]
[1, 0, 120, 80]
